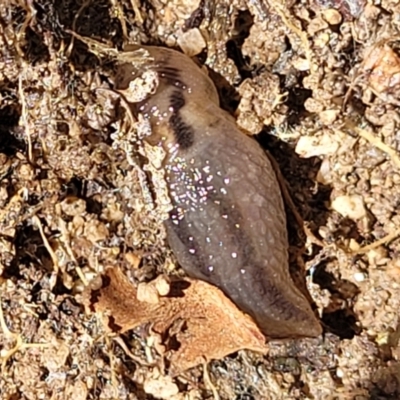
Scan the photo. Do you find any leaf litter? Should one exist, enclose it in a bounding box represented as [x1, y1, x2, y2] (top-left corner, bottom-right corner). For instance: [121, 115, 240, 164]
[1, 0, 400, 399]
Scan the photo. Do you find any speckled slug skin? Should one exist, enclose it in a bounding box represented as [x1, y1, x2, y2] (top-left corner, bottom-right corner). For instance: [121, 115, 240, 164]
[116, 46, 322, 339]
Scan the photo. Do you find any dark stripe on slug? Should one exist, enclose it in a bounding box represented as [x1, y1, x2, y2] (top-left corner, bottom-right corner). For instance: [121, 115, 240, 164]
[209, 194, 306, 321]
[169, 91, 194, 149]
[166, 159, 307, 321]
[192, 190, 303, 321]
[170, 90, 185, 111]
[166, 214, 210, 276]
[156, 66, 186, 88]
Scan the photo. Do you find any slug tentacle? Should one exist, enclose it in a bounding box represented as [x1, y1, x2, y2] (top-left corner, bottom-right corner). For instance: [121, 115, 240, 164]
[115, 46, 322, 339]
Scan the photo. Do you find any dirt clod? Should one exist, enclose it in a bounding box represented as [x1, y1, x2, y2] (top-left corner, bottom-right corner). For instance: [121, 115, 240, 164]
[1, 0, 400, 398]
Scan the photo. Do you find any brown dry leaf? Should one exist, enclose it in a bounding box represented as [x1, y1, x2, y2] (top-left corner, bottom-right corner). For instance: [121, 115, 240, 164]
[82, 268, 268, 375]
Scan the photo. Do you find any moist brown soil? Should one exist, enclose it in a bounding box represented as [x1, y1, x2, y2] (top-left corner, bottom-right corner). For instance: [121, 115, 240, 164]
[1, 0, 400, 399]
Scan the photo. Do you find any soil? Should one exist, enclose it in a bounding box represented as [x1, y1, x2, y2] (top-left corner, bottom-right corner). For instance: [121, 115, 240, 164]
[1, 0, 400, 399]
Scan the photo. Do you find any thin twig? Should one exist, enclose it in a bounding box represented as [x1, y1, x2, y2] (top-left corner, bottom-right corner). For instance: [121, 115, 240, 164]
[58, 221, 89, 286]
[352, 227, 400, 254]
[203, 361, 220, 400]
[354, 127, 400, 169]
[18, 73, 33, 163]
[0, 295, 49, 371]
[129, 0, 143, 24]
[111, 0, 128, 39]
[267, 0, 315, 75]
[113, 336, 153, 366]
[32, 215, 59, 274]
[66, 0, 92, 57]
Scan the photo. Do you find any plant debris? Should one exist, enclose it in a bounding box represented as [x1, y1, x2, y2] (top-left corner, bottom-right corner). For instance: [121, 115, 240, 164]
[2, 0, 400, 398]
[82, 267, 268, 376]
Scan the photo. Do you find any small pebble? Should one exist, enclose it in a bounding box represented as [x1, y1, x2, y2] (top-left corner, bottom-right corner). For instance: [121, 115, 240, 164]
[155, 275, 170, 296]
[323, 9, 343, 25]
[304, 98, 324, 114]
[177, 28, 206, 57]
[331, 194, 367, 220]
[292, 57, 310, 71]
[336, 368, 344, 378]
[295, 132, 339, 158]
[144, 375, 179, 399]
[137, 282, 160, 304]
[354, 272, 365, 282]
[319, 109, 340, 125]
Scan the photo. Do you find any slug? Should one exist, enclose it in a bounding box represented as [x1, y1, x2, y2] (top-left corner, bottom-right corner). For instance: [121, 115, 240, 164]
[115, 46, 322, 339]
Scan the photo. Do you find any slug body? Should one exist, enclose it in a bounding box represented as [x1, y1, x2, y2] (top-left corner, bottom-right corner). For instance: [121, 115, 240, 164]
[116, 46, 322, 339]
